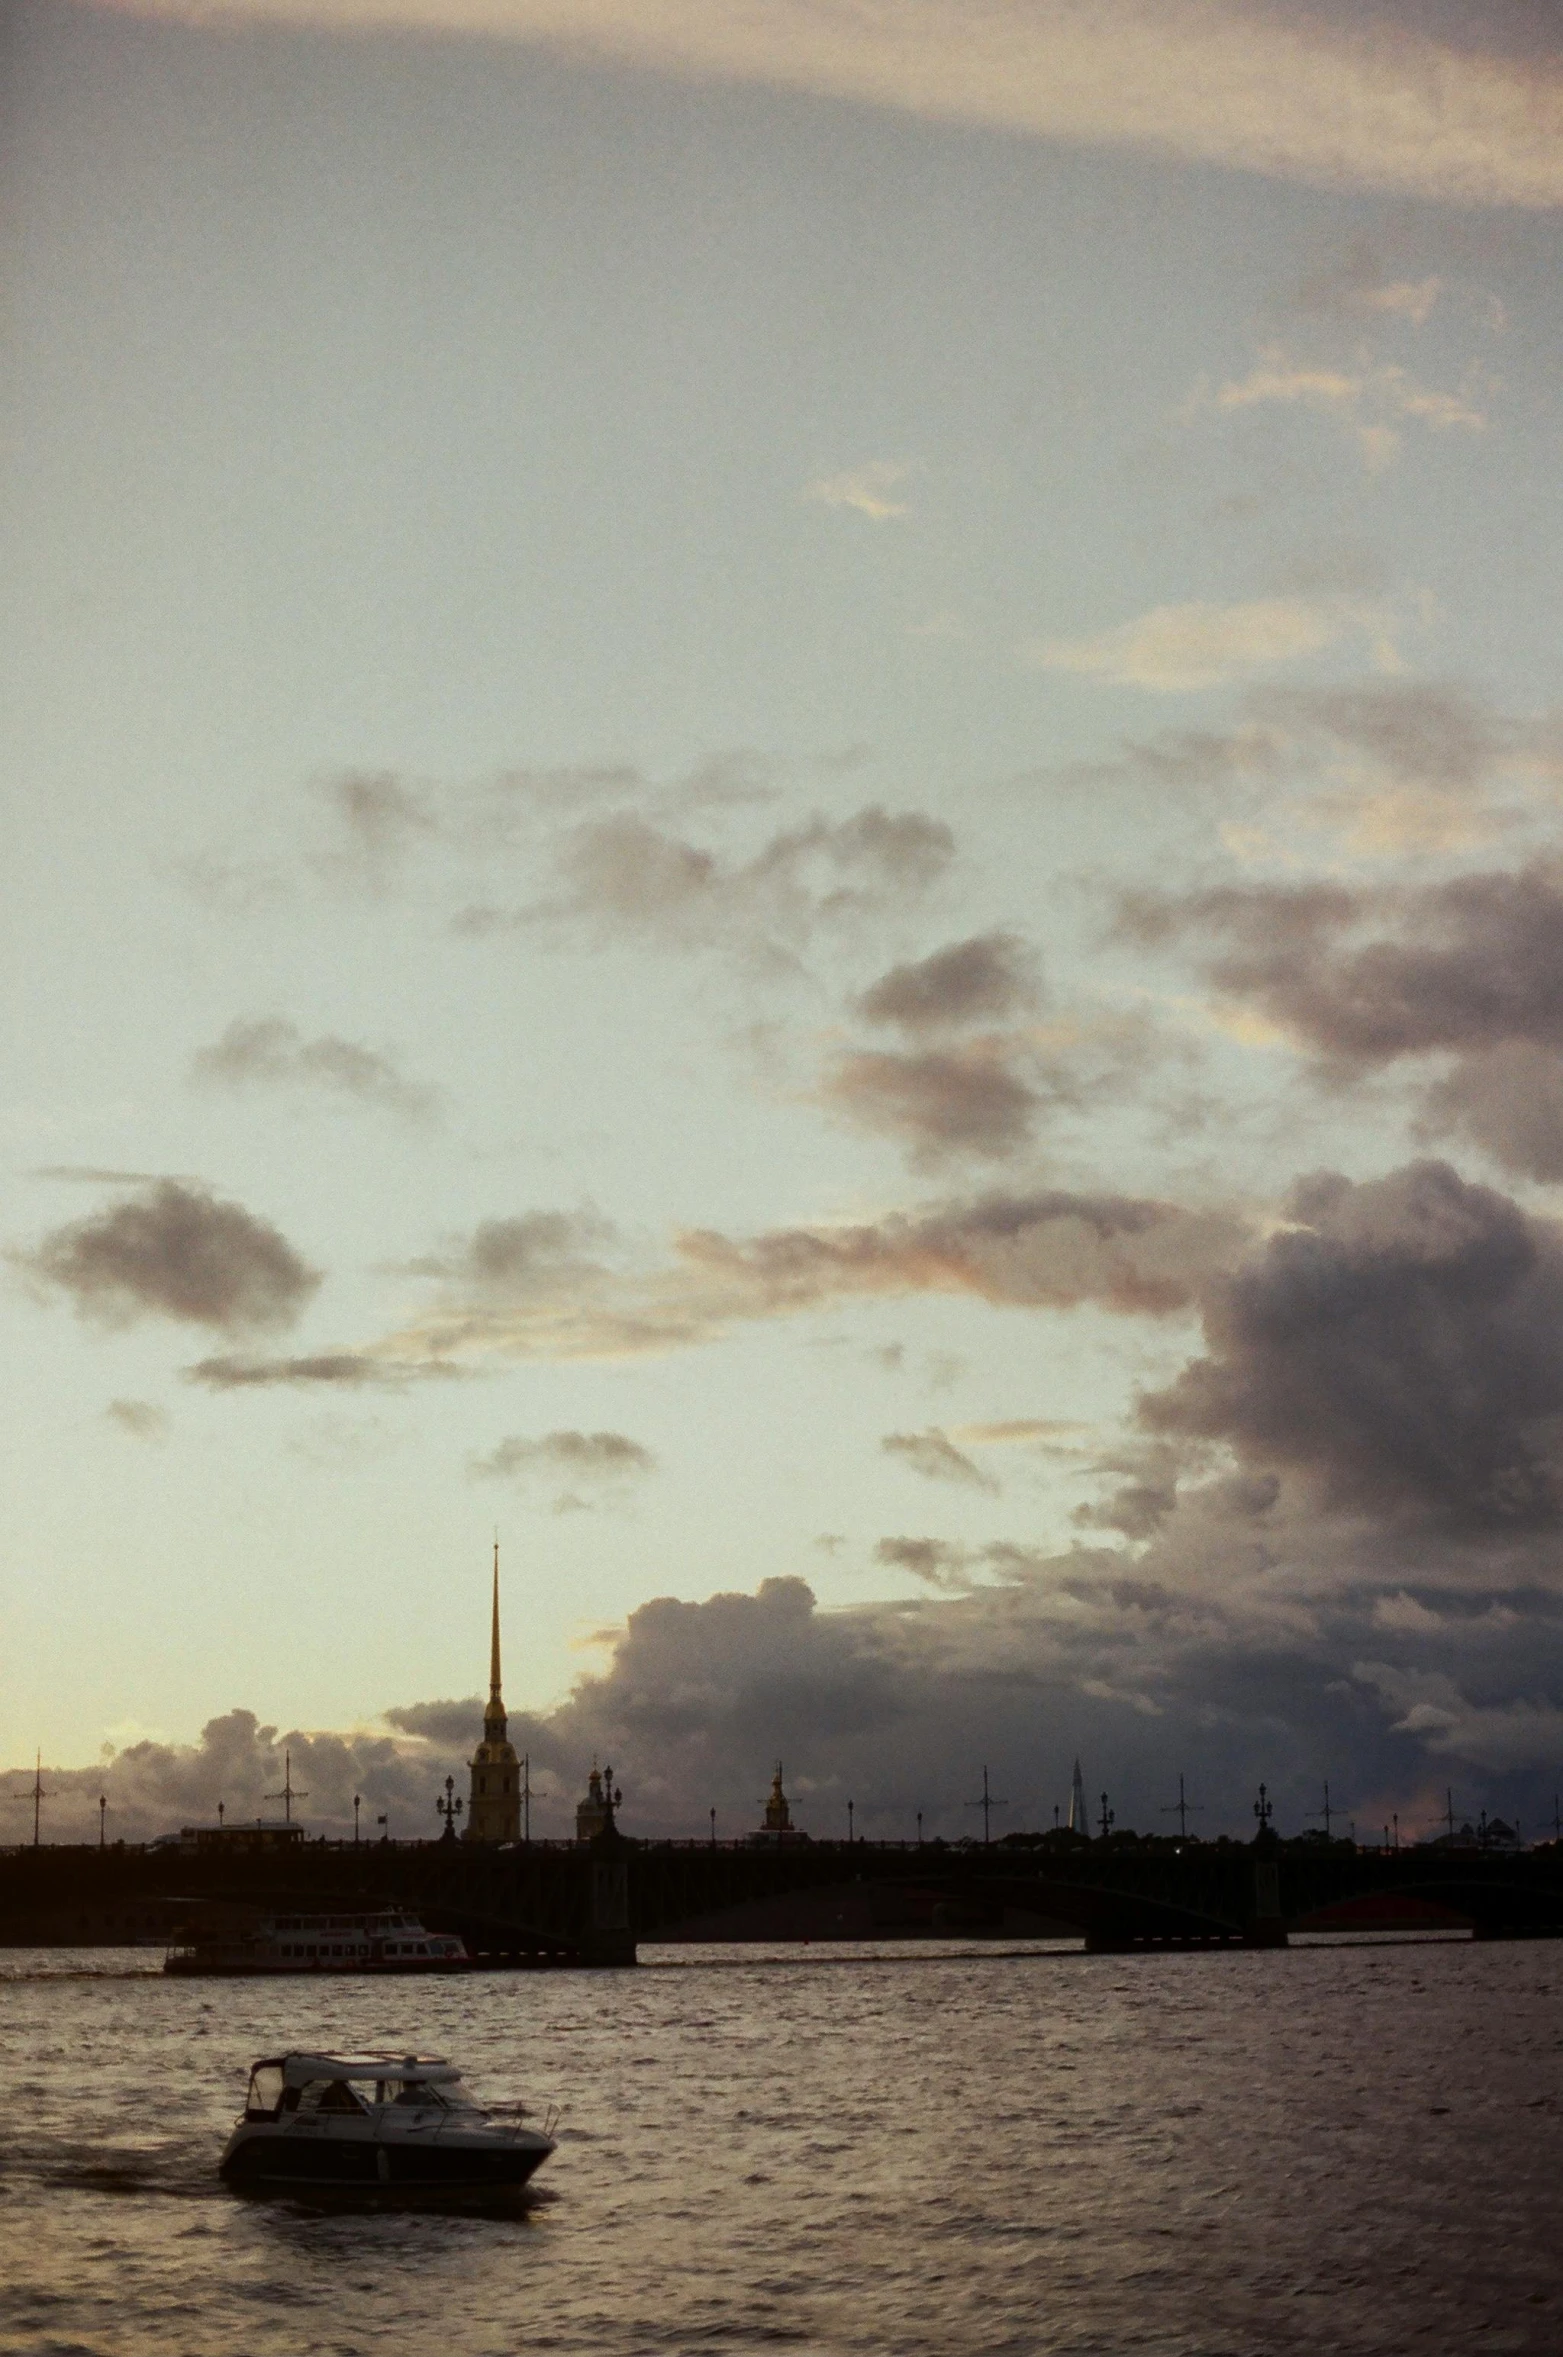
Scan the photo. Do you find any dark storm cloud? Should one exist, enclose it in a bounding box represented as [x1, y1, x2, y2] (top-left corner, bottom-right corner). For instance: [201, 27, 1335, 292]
[881, 1429, 999, 1492]
[17, 1181, 319, 1334]
[1122, 859, 1563, 1178]
[191, 1017, 438, 1120]
[857, 933, 1038, 1031]
[1420, 1046, 1563, 1183]
[26, 1554, 1563, 1843]
[823, 1046, 1040, 1163]
[1141, 1161, 1563, 1534]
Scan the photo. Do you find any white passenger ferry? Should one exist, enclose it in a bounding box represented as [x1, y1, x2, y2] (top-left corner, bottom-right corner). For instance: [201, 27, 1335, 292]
[165, 1909, 470, 1975]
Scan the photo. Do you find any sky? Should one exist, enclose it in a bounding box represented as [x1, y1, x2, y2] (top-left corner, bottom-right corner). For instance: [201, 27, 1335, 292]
[7, 0, 1563, 1847]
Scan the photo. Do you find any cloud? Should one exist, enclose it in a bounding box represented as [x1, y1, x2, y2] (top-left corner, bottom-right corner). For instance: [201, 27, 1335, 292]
[882, 1428, 999, 1492]
[21, 1550, 1563, 1840]
[16, 1181, 319, 1334]
[92, 1, 1563, 212]
[823, 1044, 1041, 1164]
[1204, 344, 1489, 467]
[1141, 1161, 1563, 1536]
[952, 1417, 1094, 1449]
[1353, 1665, 1563, 1772]
[873, 1535, 982, 1591]
[191, 1017, 438, 1120]
[10, 1705, 531, 1847]
[315, 1185, 1244, 1377]
[857, 934, 1038, 1031]
[1081, 678, 1550, 856]
[105, 1399, 169, 1440]
[1123, 858, 1563, 1177]
[313, 770, 437, 887]
[1421, 1045, 1563, 1187]
[804, 461, 913, 521]
[1296, 239, 1446, 325]
[470, 1428, 656, 1509]
[184, 1350, 468, 1389]
[469, 804, 955, 965]
[1032, 595, 1392, 692]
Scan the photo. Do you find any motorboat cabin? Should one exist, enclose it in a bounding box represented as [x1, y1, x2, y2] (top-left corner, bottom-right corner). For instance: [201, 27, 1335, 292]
[219, 2051, 556, 2192]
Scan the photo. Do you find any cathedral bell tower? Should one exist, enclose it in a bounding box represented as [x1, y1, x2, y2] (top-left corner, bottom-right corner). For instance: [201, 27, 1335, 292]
[466, 1542, 521, 1843]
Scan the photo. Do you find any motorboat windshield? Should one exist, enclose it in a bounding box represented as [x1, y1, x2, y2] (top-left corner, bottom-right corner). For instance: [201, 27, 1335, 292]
[262, 2052, 481, 2112]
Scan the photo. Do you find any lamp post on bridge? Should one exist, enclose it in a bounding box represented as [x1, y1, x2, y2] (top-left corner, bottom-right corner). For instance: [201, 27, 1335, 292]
[436, 1777, 463, 1841]
[353, 1793, 361, 1845]
[847, 1799, 854, 1844]
[1253, 1783, 1274, 1839]
[1098, 1791, 1114, 1842]
[98, 1794, 107, 1849]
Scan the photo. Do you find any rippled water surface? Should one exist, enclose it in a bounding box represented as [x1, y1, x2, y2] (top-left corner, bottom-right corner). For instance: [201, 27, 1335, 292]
[2, 1938, 1561, 2354]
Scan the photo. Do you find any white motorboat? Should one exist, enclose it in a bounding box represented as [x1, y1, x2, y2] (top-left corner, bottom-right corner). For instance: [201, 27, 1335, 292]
[165, 1909, 469, 1975]
[219, 2051, 557, 2192]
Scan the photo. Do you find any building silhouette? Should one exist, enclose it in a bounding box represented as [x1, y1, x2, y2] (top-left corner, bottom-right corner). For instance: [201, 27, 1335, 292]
[466, 1543, 521, 1843]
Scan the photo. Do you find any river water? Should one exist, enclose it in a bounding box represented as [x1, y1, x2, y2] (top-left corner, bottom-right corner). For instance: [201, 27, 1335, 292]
[1, 1936, 1560, 2355]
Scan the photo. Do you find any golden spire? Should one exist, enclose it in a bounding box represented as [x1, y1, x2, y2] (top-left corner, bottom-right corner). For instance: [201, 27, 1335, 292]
[489, 1536, 503, 1707]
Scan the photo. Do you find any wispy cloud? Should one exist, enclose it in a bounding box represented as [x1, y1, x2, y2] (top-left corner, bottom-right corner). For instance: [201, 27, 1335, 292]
[882, 1427, 1000, 1492]
[191, 1017, 438, 1121]
[470, 1427, 655, 1511]
[1203, 344, 1491, 469]
[105, 1398, 170, 1440]
[92, 1, 1563, 211]
[258, 1186, 1248, 1383]
[1033, 595, 1396, 693]
[804, 461, 913, 521]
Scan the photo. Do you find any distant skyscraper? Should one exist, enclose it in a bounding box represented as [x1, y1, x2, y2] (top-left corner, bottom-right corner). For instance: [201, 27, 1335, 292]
[1068, 1758, 1087, 1834]
[466, 1543, 521, 1843]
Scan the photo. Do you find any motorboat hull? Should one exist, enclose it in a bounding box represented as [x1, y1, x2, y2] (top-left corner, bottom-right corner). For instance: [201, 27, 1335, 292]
[219, 2125, 553, 2192]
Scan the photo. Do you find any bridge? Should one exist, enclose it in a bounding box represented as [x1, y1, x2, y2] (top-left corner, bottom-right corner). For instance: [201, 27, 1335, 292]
[5, 1831, 1563, 1963]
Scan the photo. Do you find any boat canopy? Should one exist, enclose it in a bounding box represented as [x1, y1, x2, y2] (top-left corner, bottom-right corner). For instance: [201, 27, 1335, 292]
[273, 2052, 459, 2088]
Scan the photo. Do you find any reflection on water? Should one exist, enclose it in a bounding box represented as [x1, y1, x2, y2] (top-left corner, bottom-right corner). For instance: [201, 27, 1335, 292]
[1, 1938, 1560, 2354]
